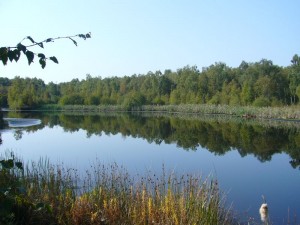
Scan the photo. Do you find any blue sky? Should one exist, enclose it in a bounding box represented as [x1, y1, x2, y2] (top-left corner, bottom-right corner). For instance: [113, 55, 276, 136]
[1, 0, 299, 83]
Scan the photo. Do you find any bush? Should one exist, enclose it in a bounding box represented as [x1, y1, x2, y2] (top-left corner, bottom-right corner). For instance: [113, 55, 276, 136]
[59, 94, 84, 105]
[84, 95, 100, 105]
[252, 97, 271, 107]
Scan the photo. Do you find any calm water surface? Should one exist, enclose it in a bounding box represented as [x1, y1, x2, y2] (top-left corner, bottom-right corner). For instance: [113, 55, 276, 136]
[1, 112, 300, 224]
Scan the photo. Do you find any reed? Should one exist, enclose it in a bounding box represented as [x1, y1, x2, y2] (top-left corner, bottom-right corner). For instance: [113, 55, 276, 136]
[1, 157, 238, 225]
[39, 104, 300, 120]
[141, 104, 300, 120]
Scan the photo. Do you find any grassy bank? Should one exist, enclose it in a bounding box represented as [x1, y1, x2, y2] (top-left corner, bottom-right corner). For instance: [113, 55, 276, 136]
[0, 156, 237, 225]
[37, 104, 300, 120]
[142, 104, 300, 120]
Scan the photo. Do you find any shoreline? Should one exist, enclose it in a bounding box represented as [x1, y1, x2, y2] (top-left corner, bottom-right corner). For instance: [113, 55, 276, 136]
[3, 104, 300, 121]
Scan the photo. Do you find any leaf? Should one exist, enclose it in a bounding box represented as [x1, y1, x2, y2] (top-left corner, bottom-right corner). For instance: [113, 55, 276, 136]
[0, 159, 14, 169]
[78, 34, 86, 40]
[7, 49, 21, 63]
[39, 58, 46, 69]
[27, 36, 35, 43]
[69, 38, 77, 46]
[0, 47, 8, 55]
[13, 49, 21, 62]
[37, 42, 44, 48]
[49, 56, 58, 64]
[15, 161, 23, 170]
[38, 53, 46, 59]
[86, 32, 91, 38]
[17, 43, 27, 54]
[7, 50, 14, 62]
[7, 54, 14, 62]
[0, 47, 8, 65]
[25, 51, 34, 65]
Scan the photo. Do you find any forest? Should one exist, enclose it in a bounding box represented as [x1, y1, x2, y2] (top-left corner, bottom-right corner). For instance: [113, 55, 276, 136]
[1, 55, 300, 110]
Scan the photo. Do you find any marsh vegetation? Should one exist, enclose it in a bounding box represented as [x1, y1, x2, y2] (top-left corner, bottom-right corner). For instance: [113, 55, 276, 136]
[0, 156, 236, 225]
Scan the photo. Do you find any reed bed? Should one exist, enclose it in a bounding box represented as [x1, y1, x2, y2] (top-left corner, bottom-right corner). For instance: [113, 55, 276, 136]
[2, 157, 238, 225]
[141, 104, 300, 120]
[39, 104, 128, 112]
[39, 104, 300, 120]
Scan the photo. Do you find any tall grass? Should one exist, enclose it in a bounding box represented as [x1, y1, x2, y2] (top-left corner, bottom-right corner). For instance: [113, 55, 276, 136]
[38, 104, 300, 120]
[38, 104, 128, 112]
[141, 104, 300, 120]
[3, 158, 237, 225]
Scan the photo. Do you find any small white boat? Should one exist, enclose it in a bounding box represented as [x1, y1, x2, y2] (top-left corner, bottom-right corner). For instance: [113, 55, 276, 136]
[3, 118, 41, 128]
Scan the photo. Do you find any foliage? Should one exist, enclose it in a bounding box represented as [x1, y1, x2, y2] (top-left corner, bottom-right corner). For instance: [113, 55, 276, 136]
[7, 77, 47, 109]
[252, 96, 271, 107]
[59, 94, 85, 106]
[0, 33, 91, 69]
[0, 154, 52, 224]
[2, 55, 300, 110]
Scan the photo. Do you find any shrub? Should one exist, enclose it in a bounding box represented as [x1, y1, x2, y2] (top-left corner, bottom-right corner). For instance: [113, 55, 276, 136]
[252, 97, 271, 107]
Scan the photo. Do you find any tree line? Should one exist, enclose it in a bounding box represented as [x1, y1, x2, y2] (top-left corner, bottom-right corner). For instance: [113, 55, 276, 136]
[1, 55, 300, 110]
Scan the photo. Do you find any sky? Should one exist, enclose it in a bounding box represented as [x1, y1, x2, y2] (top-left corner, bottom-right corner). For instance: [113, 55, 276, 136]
[0, 0, 299, 84]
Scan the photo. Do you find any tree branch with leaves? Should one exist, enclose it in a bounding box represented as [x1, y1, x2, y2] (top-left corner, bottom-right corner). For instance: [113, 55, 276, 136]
[0, 32, 91, 69]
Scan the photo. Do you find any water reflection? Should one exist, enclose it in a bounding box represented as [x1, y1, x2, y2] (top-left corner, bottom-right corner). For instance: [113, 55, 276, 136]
[0, 110, 3, 144]
[3, 118, 41, 128]
[2, 111, 300, 170]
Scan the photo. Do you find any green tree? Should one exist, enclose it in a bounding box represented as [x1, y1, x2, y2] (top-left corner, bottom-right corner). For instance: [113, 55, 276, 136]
[7, 77, 24, 109]
[197, 73, 209, 103]
[122, 91, 146, 110]
[289, 54, 300, 104]
[158, 74, 172, 96]
[59, 94, 84, 105]
[254, 76, 276, 100]
[240, 81, 254, 105]
[206, 62, 231, 100]
[227, 80, 241, 106]
[0, 78, 11, 107]
[44, 82, 60, 104]
[7, 77, 47, 109]
[296, 85, 300, 102]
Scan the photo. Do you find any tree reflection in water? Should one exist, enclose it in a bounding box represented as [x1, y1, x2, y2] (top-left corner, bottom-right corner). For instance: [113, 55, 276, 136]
[4, 111, 300, 170]
[0, 110, 3, 145]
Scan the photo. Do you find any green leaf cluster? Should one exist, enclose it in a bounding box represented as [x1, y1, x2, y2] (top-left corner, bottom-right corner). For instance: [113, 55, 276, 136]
[1, 33, 91, 69]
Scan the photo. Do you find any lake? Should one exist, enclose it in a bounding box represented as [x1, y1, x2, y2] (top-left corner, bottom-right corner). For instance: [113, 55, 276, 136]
[1, 111, 300, 224]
